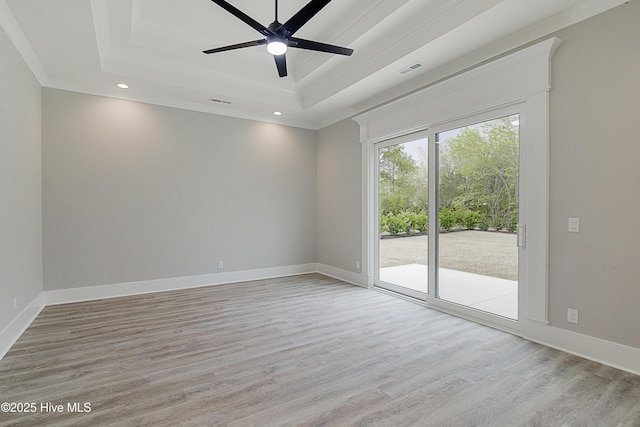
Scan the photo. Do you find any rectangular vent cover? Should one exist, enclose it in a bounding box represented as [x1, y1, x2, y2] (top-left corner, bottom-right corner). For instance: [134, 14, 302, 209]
[209, 98, 232, 104]
[399, 62, 424, 75]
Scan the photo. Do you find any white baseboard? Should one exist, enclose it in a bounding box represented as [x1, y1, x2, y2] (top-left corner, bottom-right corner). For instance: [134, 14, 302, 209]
[316, 263, 368, 288]
[44, 263, 318, 305]
[0, 293, 45, 360]
[526, 320, 640, 376]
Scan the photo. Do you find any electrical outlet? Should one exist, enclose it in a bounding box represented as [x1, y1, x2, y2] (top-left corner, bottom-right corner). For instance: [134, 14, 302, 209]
[13, 297, 17, 310]
[218, 260, 224, 269]
[567, 308, 579, 324]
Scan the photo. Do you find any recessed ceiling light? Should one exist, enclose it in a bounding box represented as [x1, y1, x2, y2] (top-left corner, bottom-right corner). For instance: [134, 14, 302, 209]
[116, 83, 129, 89]
[273, 111, 282, 116]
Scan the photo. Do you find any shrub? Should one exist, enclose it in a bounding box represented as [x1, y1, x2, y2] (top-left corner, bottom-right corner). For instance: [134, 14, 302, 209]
[477, 214, 489, 230]
[397, 210, 423, 234]
[439, 207, 456, 231]
[385, 213, 410, 235]
[412, 211, 428, 232]
[380, 215, 390, 234]
[461, 209, 481, 230]
[399, 211, 414, 233]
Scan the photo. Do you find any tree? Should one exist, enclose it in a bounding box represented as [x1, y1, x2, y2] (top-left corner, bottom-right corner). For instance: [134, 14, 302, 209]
[414, 145, 429, 210]
[442, 116, 519, 228]
[438, 143, 465, 208]
[379, 145, 418, 214]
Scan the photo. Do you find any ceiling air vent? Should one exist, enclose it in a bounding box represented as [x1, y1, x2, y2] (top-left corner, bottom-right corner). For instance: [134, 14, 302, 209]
[209, 97, 232, 105]
[398, 62, 424, 75]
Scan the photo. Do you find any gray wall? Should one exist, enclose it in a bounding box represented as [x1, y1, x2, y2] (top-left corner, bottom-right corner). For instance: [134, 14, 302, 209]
[548, 1, 640, 348]
[317, 119, 362, 272]
[42, 89, 317, 290]
[0, 25, 43, 331]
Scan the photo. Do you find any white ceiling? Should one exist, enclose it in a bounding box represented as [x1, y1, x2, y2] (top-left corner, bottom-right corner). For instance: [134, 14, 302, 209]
[0, 0, 627, 129]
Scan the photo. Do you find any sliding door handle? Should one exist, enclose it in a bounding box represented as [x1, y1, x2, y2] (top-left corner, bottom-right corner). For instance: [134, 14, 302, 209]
[517, 224, 526, 248]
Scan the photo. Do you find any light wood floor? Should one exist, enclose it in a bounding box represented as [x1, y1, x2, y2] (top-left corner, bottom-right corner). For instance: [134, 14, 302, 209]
[1, 274, 639, 426]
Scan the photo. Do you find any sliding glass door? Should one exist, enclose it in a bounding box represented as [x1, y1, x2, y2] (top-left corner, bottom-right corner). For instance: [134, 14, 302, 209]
[373, 110, 522, 324]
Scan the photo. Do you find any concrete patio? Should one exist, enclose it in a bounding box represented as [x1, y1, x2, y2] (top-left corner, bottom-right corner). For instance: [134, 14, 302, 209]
[379, 263, 518, 319]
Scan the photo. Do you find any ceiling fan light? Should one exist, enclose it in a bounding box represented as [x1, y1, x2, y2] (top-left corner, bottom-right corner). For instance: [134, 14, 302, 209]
[267, 40, 287, 56]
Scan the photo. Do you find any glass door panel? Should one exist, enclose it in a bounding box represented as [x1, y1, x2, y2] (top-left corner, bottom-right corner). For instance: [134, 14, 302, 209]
[435, 114, 519, 319]
[376, 136, 428, 298]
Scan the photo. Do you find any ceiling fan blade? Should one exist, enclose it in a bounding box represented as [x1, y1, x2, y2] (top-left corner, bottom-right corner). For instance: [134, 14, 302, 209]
[283, 0, 332, 36]
[203, 39, 266, 54]
[289, 37, 353, 56]
[210, 0, 272, 37]
[274, 54, 288, 77]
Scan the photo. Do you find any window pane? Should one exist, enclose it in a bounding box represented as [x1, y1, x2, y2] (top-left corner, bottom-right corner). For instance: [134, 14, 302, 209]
[436, 114, 519, 319]
[378, 137, 428, 296]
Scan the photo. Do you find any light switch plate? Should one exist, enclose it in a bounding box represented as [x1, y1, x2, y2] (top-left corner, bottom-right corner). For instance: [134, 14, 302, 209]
[568, 217, 580, 233]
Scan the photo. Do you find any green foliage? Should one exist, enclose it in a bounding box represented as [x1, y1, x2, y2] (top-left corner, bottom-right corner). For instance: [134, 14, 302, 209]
[386, 213, 409, 235]
[377, 115, 519, 234]
[438, 150, 465, 209]
[410, 210, 428, 232]
[379, 145, 420, 215]
[477, 214, 489, 231]
[461, 209, 481, 230]
[443, 115, 519, 230]
[491, 218, 504, 231]
[439, 207, 456, 231]
[380, 210, 428, 235]
[379, 215, 389, 234]
[399, 211, 414, 233]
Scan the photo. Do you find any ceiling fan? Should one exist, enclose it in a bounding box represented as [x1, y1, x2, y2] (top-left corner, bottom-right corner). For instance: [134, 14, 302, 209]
[203, 0, 354, 78]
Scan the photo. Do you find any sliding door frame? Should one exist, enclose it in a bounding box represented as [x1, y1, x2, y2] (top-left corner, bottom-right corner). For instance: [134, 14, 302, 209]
[356, 38, 561, 335]
[373, 130, 429, 301]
